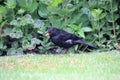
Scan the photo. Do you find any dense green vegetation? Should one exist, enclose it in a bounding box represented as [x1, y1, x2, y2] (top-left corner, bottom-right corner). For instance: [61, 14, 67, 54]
[0, 0, 120, 55]
[0, 51, 120, 80]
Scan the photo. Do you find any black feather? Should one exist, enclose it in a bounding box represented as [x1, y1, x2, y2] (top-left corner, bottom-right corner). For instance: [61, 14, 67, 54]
[46, 27, 98, 50]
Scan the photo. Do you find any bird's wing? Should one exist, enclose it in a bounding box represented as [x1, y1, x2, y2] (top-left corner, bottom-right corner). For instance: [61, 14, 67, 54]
[65, 39, 73, 44]
[52, 31, 82, 45]
[56, 33, 77, 45]
[60, 30, 83, 39]
[58, 31, 76, 39]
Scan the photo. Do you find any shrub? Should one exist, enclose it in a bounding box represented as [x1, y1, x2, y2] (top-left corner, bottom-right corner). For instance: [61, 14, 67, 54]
[0, 0, 120, 55]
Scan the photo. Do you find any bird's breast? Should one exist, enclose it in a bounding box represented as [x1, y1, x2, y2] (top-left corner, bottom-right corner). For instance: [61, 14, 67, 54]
[51, 37, 61, 44]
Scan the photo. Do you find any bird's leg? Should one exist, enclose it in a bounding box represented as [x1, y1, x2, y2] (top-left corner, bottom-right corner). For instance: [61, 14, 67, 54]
[48, 46, 59, 54]
[60, 48, 68, 54]
[56, 48, 62, 53]
[49, 46, 67, 54]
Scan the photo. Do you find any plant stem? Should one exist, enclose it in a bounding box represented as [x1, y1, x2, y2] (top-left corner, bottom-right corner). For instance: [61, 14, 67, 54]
[82, 38, 97, 51]
[98, 20, 101, 43]
[110, 0, 117, 43]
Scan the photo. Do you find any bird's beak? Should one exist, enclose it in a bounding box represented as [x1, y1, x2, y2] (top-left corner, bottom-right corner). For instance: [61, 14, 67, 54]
[45, 33, 50, 36]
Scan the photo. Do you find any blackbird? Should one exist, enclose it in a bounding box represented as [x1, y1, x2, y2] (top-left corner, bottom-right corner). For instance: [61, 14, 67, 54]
[45, 27, 98, 50]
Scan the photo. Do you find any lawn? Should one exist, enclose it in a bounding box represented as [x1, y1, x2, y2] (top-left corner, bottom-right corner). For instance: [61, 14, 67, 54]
[0, 50, 120, 80]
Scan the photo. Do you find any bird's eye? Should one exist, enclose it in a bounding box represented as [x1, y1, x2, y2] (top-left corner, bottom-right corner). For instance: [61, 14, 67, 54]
[49, 31, 51, 33]
[49, 30, 53, 33]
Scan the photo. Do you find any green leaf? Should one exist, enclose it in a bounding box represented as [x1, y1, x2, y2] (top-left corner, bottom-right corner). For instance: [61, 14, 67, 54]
[106, 14, 119, 22]
[68, 12, 82, 24]
[28, 1, 38, 12]
[38, 2, 49, 18]
[17, 48, 24, 55]
[0, 15, 2, 22]
[78, 29, 85, 38]
[82, 27, 93, 32]
[91, 21, 97, 29]
[0, 20, 7, 28]
[10, 20, 19, 26]
[3, 28, 12, 36]
[0, 51, 3, 56]
[34, 19, 45, 28]
[91, 9, 103, 21]
[17, 0, 38, 12]
[57, 9, 71, 16]
[81, 8, 91, 18]
[0, 6, 7, 15]
[88, 0, 98, 8]
[0, 6, 6, 22]
[17, 8, 25, 14]
[48, 16, 62, 28]
[11, 41, 19, 48]
[99, 12, 107, 20]
[7, 48, 16, 56]
[6, 0, 16, 9]
[50, 0, 62, 7]
[19, 14, 34, 26]
[8, 28, 23, 39]
[70, 24, 80, 31]
[99, 21, 105, 28]
[31, 38, 41, 45]
[65, 27, 74, 33]
[112, 1, 118, 12]
[0, 40, 7, 49]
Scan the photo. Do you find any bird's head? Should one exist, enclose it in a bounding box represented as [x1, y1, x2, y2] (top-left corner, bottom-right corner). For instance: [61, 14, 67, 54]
[45, 27, 60, 37]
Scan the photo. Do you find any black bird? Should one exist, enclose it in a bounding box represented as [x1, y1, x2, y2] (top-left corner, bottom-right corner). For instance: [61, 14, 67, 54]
[45, 27, 98, 50]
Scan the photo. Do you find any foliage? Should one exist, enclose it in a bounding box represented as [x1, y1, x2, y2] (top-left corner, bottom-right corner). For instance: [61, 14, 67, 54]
[0, 0, 120, 55]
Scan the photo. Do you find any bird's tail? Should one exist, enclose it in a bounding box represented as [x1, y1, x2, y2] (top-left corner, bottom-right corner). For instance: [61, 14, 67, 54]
[74, 40, 98, 49]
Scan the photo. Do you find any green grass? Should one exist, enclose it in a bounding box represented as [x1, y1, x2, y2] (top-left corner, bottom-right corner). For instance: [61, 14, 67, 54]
[0, 50, 120, 80]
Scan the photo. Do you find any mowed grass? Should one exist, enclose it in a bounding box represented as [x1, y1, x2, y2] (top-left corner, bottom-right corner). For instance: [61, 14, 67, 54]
[0, 50, 120, 80]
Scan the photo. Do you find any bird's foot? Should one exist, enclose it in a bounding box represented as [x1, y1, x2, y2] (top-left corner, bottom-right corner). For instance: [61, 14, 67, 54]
[59, 48, 67, 54]
[49, 48, 67, 54]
